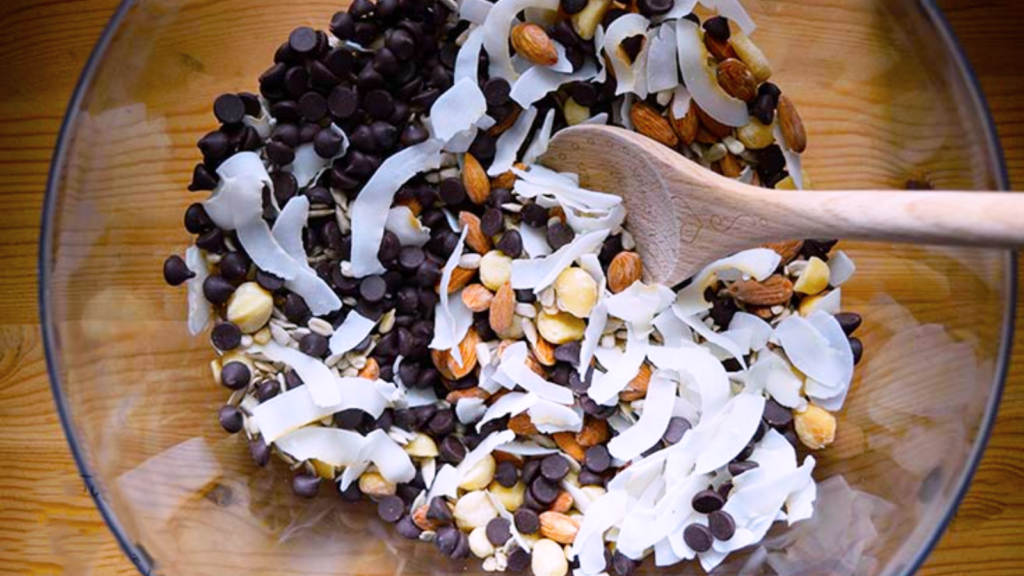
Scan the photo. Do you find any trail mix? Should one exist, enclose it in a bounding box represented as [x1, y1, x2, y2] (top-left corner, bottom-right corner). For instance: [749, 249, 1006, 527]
[162, 0, 866, 573]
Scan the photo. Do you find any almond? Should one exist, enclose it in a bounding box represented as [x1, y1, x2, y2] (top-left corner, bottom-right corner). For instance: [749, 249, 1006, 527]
[489, 282, 517, 339]
[695, 104, 732, 139]
[762, 240, 804, 264]
[717, 152, 742, 178]
[458, 211, 492, 254]
[716, 59, 758, 103]
[695, 126, 719, 144]
[539, 511, 581, 544]
[576, 417, 610, 447]
[512, 23, 559, 66]
[630, 102, 679, 148]
[608, 251, 643, 293]
[531, 336, 557, 366]
[704, 33, 738, 61]
[395, 196, 423, 215]
[618, 363, 651, 402]
[492, 450, 525, 467]
[462, 283, 495, 312]
[437, 266, 476, 294]
[551, 491, 574, 514]
[488, 106, 522, 137]
[552, 432, 586, 462]
[671, 100, 699, 146]
[492, 170, 517, 190]
[487, 388, 511, 405]
[462, 153, 491, 205]
[727, 274, 794, 306]
[431, 328, 480, 380]
[413, 504, 440, 531]
[509, 412, 539, 435]
[748, 305, 775, 320]
[446, 387, 491, 404]
[357, 357, 380, 380]
[525, 351, 548, 377]
[777, 95, 807, 153]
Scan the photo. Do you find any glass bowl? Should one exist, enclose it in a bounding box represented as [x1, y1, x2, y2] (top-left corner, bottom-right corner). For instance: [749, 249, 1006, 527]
[41, 0, 1014, 575]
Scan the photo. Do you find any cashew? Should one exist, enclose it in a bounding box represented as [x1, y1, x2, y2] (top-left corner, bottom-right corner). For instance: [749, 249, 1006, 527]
[226, 282, 274, 333]
[554, 267, 598, 318]
[480, 251, 514, 292]
[536, 310, 586, 344]
[454, 490, 498, 530]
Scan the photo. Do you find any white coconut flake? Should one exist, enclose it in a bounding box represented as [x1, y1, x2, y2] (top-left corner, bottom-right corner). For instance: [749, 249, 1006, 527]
[457, 430, 517, 479]
[646, 22, 678, 94]
[385, 206, 432, 247]
[255, 341, 343, 407]
[647, 344, 730, 417]
[604, 281, 674, 334]
[329, 312, 377, 355]
[550, 41, 575, 74]
[499, 342, 576, 404]
[775, 312, 853, 391]
[483, 0, 560, 81]
[803, 287, 842, 317]
[520, 221, 553, 258]
[675, 19, 749, 127]
[670, 85, 692, 120]
[673, 248, 781, 317]
[350, 139, 444, 277]
[694, 393, 765, 473]
[477, 392, 539, 431]
[746, 350, 805, 409]
[577, 302, 607, 378]
[658, 0, 698, 21]
[271, 195, 309, 259]
[361, 429, 417, 483]
[510, 229, 609, 292]
[510, 59, 598, 108]
[496, 441, 560, 457]
[773, 123, 803, 189]
[431, 226, 471, 363]
[457, 397, 489, 424]
[589, 329, 649, 405]
[252, 376, 388, 442]
[185, 246, 211, 336]
[275, 426, 367, 466]
[514, 165, 622, 212]
[571, 491, 629, 574]
[652, 308, 693, 345]
[608, 369, 676, 461]
[489, 106, 539, 176]
[428, 464, 460, 500]
[676, 312, 748, 368]
[728, 312, 773, 351]
[702, 0, 756, 35]
[431, 78, 487, 144]
[522, 108, 557, 166]
[828, 250, 856, 287]
[604, 14, 651, 97]
[583, 112, 609, 125]
[459, 0, 492, 24]
[528, 399, 583, 433]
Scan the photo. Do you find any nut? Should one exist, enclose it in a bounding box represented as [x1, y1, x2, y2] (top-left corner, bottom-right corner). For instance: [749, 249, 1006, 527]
[359, 471, 397, 497]
[552, 432, 586, 462]
[793, 256, 830, 295]
[798, 291, 834, 317]
[532, 538, 569, 576]
[225, 282, 273, 333]
[492, 170, 517, 190]
[536, 310, 586, 344]
[695, 105, 732, 140]
[736, 118, 775, 150]
[717, 152, 742, 178]
[671, 99, 699, 145]
[630, 101, 679, 148]
[554, 267, 599, 318]
[509, 412, 539, 435]
[480, 251, 513, 292]
[446, 387, 490, 403]
[730, 32, 771, 82]
[459, 211, 493, 254]
[431, 327, 480, 380]
[571, 0, 612, 40]
[794, 403, 836, 450]
[253, 327, 272, 345]
[763, 240, 804, 265]
[618, 363, 652, 402]
[727, 274, 794, 306]
[564, 98, 591, 126]
[489, 480, 526, 511]
[551, 491, 574, 514]
[462, 283, 495, 312]
[396, 195, 423, 216]
[404, 432, 439, 458]
[463, 153, 491, 205]
[575, 417, 610, 448]
[413, 504, 441, 531]
[439, 266, 476, 294]
[454, 490, 499, 530]
[511, 23, 559, 66]
[357, 357, 380, 380]
[777, 95, 807, 153]
[608, 252, 643, 293]
[716, 59, 758, 103]
[490, 282, 518, 339]
[539, 511, 581, 544]
[531, 336, 557, 366]
[525, 351, 547, 377]
[459, 454, 496, 491]
[748, 305, 775, 320]
[488, 107, 523, 137]
[469, 526, 496, 558]
[704, 32, 738, 61]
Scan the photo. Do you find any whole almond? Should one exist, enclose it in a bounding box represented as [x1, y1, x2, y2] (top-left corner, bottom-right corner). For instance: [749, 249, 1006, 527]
[357, 357, 380, 380]
[727, 274, 794, 306]
[777, 96, 807, 153]
[551, 491, 574, 514]
[492, 170, 517, 190]
[671, 100, 699, 145]
[716, 59, 758, 103]
[488, 106, 522, 137]
[619, 363, 651, 402]
[608, 251, 643, 293]
[717, 152, 742, 178]
[437, 266, 476, 294]
[459, 211, 492, 254]
[552, 432, 586, 462]
[704, 33, 738, 61]
[446, 387, 490, 403]
[695, 105, 732, 139]
[462, 153, 491, 205]
[630, 102, 679, 148]
[762, 240, 804, 264]
[511, 23, 559, 66]
[412, 504, 440, 531]
[462, 283, 495, 312]
[575, 417, 610, 447]
[431, 328, 480, 380]
[531, 336, 557, 366]
[525, 351, 548, 377]
[489, 282, 517, 339]
[539, 511, 581, 544]
[509, 412, 539, 435]
[695, 126, 719, 144]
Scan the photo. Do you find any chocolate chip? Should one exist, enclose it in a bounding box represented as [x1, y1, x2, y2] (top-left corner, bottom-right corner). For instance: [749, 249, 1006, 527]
[396, 246, 426, 272]
[218, 405, 243, 433]
[426, 408, 456, 436]
[483, 78, 512, 107]
[683, 523, 713, 552]
[196, 228, 226, 253]
[479, 517, 511, 547]
[213, 93, 246, 125]
[728, 460, 759, 477]
[202, 275, 235, 305]
[334, 409, 365, 429]
[238, 125, 262, 151]
[735, 441, 755, 462]
[481, 207, 504, 236]
[540, 454, 570, 481]
[376, 495, 404, 523]
[299, 332, 329, 358]
[580, 395, 616, 419]
[299, 92, 327, 123]
[850, 336, 864, 365]
[530, 476, 560, 504]
[183, 203, 213, 234]
[692, 489, 725, 513]
[283, 293, 312, 324]
[493, 230, 523, 258]
[611, 551, 638, 576]
[256, 379, 280, 402]
[349, 0, 375, 18]
[314, 126, 344, 158]
[663, 416, 692, 445]
[763, 398, 793, 429]
[508, 548, 531, 572]
[364, 89, 395, 120]
[752, 93, 776, 125]
[451, 530, 470, 559]
[513, 508, 540, 534]
[619, 35, 645, 63]
[702, 16, 731, 41]
[578, 469, 605, 487]
[834, 312, 862, 335]
[435, 526, 461, 556]
[163, 255, 194, 286]
[568, 366, 593, 394]
[220, 361, 250, 390]
[494, 460, 518, 488]
[560, 0, 587, 14]
[520, 203, 548, 227]
[401, 123, 430, 146]
[439, 435, 467, 464]
[708, 510, 736, 540]
[546, 222, 574, 250]
[396, 514, 421, 539]
[266, 140, 295, 166]
[468, 132, 496, 162]
[328, 86, 359, 119]
[583, 445, 610, 473]
[378, 230, 401, 261]
[354, 21, 380, 46]
[717, 480, 733, 500]
[291, 472, 321, 498]
[249, 437, 271, 467]
[359, 274, 387, 303]
[238, 92, 261, 117]
[386, 29, 416, 60]
[219, 251, 250, 281]
[753, 419, 768, 442]
[426, 495, 453, 524]
[439, 177, 466, 205]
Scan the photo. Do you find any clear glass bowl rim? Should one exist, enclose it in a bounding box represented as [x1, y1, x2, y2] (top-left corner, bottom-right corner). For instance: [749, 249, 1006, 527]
[38, 1, 1017, 575]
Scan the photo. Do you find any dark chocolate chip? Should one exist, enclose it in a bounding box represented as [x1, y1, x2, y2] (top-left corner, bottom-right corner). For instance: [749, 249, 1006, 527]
[218, 405, 244, 433]
[378, 230, 401, 261]
[359, 275, 387, 303]
[256, 379, 280, 402]
[314, 126, 344, 158]
[530, 477, 560, 504]
[763, 398, 793, 429]
[427, 495, 453, 524]
[364, 89, 395, 120]
[184, 203, 213, 234]
[386, 29, 416, 60]
[546, 222, 574, 250]
[349, 0, 375, 18]
[238, 92, 262, 117]
[299, 92, 328, 122]
[220, 360, 250, 389]
[554, 342, 581, 366]
[513, 508, 540, 534]
[481, 208, 504, 236]
[283, 292, 312, 323]
[495, 460, 518, 488]
[521, 203, 549, 227]
[708, 510, 736, 540]
[835, 312, 862, 335]
[196, 228, 226, 253]
[663, 416, 692, 445]
[334, 409, 365, 429]
[540, 454, 570, 481]
[619, 35, 645, 63]
[426, 408, 456, 436]
[398, 246, 426, 272]
[584, 445, 611, 473]
[266, 140, 296, 166]
[219, 251, 250, 281]
[483, 78, 512, 107]
[578, 469, 605, 487]
[163, 255, 194, 286]
[560, 0, 587, 14]
[435, 526, 460, 556]
[611, 551, 638, 576]
[752, 93, 776, 125]
[439, 177, 466, 205]
[249, 437, 271, 467]
[396, 514, 422, 538]
[728, 460, 759, 477]
[717, 480, 733, 500]
[328, 86, 359, 119]
[377, 495, 405, 523]
[213, 93, 246, 125]
[683, 523, 713, 552]
[508, 548, 531, 572]
[486, 517, 512, 546]
[703, 16, 731, 41]
[496, 230, 523, 258]
[292, 472, 321, 498]
[401, 123, 430, 146]
[439, 435, 467, 464]
[299, 332, 329, 358]
[202, 275, 235, 305]
[692, 489, 725, 513]
[850, 336, 864, 365]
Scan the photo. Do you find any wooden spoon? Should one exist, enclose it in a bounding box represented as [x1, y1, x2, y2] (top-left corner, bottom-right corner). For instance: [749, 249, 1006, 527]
[541, 125, 1024, 287]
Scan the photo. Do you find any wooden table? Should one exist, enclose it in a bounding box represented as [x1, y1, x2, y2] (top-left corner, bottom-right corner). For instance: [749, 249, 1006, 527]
[0, 0, 1021, 574]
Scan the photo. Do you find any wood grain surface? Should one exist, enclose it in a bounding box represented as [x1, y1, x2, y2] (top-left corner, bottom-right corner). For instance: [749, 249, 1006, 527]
[0, 0, 1021, 575]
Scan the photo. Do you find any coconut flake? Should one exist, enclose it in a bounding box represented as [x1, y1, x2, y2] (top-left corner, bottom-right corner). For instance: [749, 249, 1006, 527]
[185, 247, 211, 335]
[646, 23, 678, 94]
[647, 344, 730, 417]
[608, 369, 677, 461]
[499, 342, 576, 404]
[522, 108, 557, 166]
[360, 429, 417, 483]
[694, 393, 765, 473]
[510, 229, 609, 292]
[510, 59, 598, 108]
[728, 312, 773, 351]
[578, 302, 607, 377]
[486, 490, 533, 551]
[828, 250, 856, 287]
[489, 106, 539, 176]
[675, 19, 749, 127]
[528, 399, 583, 433]
[459, 0, 492, 24]
[520, 221, 553, 258]
[457, 397, 488, 424]
[773, 123, 804, 189]
[275, 426, 367, 466]
[676, 312, 748, 368]
[702, 0, 756, 35]
[477, 392, 539, 430]
[589, 328, 649, 404]
[255, 341, 343, 407]
[803, 287, 842, 317]
[431, 226, 471, 364]
[496, 441, 560, 456]
[775, 312, 853, 391]
[583, 112, 609, 125]
[604, 281, 674, 334]
[329, 312, 377, 355]
[457, 429, 517, 479]
[673, 248, 781, 317]
[385, 206, 432, 247]
[571, 491, 629, 574]
[252, 377, 388, 442]
[270, 197, 341, 316]
[431, 78, 488, 144]
[746, 350, 805, 409]
[652, 309, 693, 345]
[550, 41, 576, 74]
[514, 165, 622, 212]
[604, 14, 651, 96]
[670, 85, 692, 120]
[658, 0, 698, 20]
[428, 464, 460, 500]
[202, 152, 270, 229]
[483, 0, 560, 81]
[350, 139, 444, 277]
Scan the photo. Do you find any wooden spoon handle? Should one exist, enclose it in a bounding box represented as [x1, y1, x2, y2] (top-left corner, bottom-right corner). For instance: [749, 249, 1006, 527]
[758, 190, 1024, 247]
